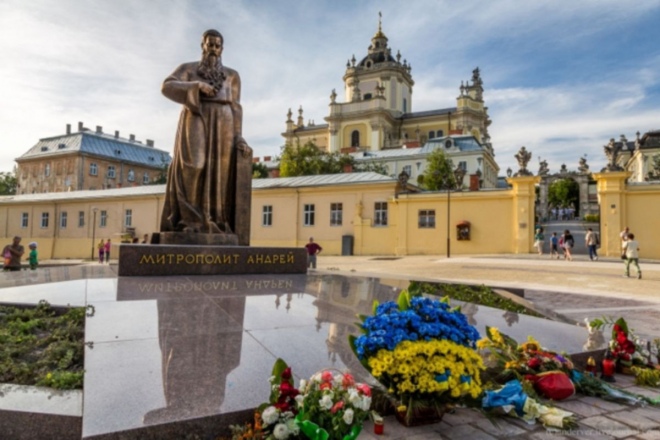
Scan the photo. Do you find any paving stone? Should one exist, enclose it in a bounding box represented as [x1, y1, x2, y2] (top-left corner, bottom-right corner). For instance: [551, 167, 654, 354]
[474, 417, 526, 437]
[608, 411, 660, 431]
[632, 408, 660, 423]
[580, 396, 632, 412]
[579, 416, 641, 439]
[637, 429, 660, 439]
[438, 423, 497, 440]
[528, 432, 573, 440]
[625, 387, 660, 400]
[505, 416, 541, 431]
[441, 407, 482, 426]
[554, 399, 611, 417]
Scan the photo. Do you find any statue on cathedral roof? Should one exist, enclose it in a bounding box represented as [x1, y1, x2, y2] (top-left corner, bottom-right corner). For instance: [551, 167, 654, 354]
[603, 138, 624, 172]
[538, 159, 549, 176]
[578, 156, 589, 174]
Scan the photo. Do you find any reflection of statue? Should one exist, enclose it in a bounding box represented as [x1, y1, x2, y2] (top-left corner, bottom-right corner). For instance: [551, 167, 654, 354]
[514, 146, 533, 176]
[461, 302, 478, 326]
[538, 160, 549, 176]
[160, 29, 253, 244]
[578, 157, 589, 173]
[144, 296, 245, 424]
[603, 138, 624, 172]
[502, 311, 519, 327]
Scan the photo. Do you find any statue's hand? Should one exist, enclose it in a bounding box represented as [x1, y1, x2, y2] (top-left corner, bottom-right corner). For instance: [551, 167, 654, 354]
[235, 137, 252, 158]
[198, 81, 216, 96]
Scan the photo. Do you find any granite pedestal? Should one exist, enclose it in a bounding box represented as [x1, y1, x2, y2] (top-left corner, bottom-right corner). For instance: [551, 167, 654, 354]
[118, 244, 307, 276]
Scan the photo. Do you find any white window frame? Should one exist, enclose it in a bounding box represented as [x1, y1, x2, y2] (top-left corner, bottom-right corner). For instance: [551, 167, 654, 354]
[21, 212, 28, 228]
[303, 204, 315, 226]
[124, 209, 132, 227]
[41, 212, 49, 229]
[90, 163, 98, 176]
[143, 172, 150, 184]
[60, 211, 68, 229]
[330, 203, 343, 226]
[107, 165, 116, 179]
[127, 169, 135, 182]
[418, 209, 436, 229]
[100, 210, 108, 227]
[78, 211, 85, 227]
[374, 202, 388, 226]
[45, 163, 51, 177]
[262, 205, 273, 226]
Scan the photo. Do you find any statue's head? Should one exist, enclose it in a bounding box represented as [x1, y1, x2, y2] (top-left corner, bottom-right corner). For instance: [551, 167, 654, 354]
[201, 29, 224, 59]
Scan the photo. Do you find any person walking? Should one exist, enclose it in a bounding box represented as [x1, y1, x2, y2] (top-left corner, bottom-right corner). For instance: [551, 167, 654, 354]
[104, 239, 112, 263]
[550, 232, 560, 259]
[28, 242, 38, 270]
[585, 228, 599, 261]
[97, 239, 105, 264]
[563, 229, 574, 261]
[305, 237, 322, 269]
[622, 233, 642, 279]
[2, 236, 25, 272]
[534, 228, 545, 256]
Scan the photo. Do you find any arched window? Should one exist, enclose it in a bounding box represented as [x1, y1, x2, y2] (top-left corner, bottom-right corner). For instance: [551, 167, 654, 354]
[436, 129, 444, 137]
[428, 131, 435, 139]
[351, 130, 360, 147]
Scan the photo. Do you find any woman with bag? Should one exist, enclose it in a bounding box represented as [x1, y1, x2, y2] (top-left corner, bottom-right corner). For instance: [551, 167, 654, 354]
[563, 230, 574, 261]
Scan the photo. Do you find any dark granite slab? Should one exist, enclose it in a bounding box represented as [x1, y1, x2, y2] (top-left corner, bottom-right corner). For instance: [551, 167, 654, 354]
[0, 269, 593, 439]
[118, 244, 307, 276]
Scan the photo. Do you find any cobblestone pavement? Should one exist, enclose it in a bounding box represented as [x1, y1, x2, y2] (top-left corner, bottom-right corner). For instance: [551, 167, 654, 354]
[314, 254, 660, 439]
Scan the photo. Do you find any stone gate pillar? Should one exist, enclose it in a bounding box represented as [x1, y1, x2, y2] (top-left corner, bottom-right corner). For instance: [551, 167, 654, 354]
[592, 171, 629, 257]
[507, 175, 540, 254]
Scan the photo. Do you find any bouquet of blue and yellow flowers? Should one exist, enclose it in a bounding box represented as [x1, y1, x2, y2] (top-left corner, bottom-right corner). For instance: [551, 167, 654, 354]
[349, 287, 484, 426]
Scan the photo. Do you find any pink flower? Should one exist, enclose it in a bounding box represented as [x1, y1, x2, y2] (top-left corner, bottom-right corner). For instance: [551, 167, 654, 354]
[356, 383, 371, 397]
[342, 373, 355, 389]
[321, 371, 333, 383]
[331, 401, 344, 414]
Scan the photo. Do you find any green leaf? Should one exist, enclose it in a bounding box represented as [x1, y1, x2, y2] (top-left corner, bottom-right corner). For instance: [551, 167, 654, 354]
[268, 358, 289, 403]
[397, 290, 410, 311]
[371, 300, 380, 316]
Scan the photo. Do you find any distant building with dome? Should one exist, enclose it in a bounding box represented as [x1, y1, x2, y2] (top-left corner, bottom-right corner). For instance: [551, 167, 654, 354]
[278, 15, 500, 188]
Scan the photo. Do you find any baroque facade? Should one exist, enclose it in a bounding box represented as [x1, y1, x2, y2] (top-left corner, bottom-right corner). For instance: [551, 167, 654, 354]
[15, 122, 172, 194]
[279, 18, 499, 188]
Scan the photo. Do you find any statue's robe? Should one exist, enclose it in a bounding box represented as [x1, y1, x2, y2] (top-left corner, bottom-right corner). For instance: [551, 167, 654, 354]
[160, 62, 243, 236]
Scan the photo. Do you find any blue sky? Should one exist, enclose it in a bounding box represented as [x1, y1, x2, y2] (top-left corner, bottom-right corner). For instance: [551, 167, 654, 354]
[1, 0, 659, 175]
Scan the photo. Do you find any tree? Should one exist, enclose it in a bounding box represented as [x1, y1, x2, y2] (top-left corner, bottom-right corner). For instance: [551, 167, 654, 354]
[418, 148, 455, 190]
[548, 178, 579, 213]
[252, 162, 269, 178]
[278, 141, 390, 177]
[0, 171, 17, 195]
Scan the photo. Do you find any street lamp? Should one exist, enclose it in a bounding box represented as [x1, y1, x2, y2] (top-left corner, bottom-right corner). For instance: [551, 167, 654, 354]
[436, 166, 467, 258]
[90, 208, 98, 261]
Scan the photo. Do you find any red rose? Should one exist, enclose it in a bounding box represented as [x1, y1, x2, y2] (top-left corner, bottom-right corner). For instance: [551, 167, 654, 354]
[528, 358, 541, 370]
[321, 371, 333, 383]
[279, 382, 299, 398]
[331, 401, 344, 414]
[342, 373, 355, 389]
[356, 383, 371, 397]
[281, 367, 292, 380]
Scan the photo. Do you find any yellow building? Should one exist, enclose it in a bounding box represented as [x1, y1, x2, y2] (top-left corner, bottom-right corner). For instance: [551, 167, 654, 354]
[277, 18, 498, 188]
[15, 121, 171, 194]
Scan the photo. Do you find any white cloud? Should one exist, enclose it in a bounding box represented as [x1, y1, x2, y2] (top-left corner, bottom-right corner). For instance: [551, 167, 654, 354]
[0, 0, 659, 177]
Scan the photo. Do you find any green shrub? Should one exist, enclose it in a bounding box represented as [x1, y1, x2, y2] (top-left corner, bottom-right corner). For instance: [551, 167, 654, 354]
[583, 214, 600, 223]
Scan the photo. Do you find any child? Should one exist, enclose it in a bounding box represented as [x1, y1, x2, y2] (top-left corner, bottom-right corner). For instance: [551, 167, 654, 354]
[28, 242, 38, 270]
[550, 232, 559, 259]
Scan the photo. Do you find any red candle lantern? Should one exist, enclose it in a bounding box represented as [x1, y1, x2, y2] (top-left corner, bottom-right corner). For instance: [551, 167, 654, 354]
[601, 352, 616, 383]
[374, 420, 384, 435]
[585, 356, 597, 375]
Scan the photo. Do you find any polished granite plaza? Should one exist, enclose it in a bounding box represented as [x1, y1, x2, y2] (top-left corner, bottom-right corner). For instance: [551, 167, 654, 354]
[0, 266, 595, 439]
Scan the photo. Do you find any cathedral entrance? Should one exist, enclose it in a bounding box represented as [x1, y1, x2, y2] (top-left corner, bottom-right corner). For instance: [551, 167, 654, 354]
[536, 164, 598, 223]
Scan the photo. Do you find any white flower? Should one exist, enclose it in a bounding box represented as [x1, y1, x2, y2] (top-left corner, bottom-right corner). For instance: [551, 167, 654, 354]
[319, 394, 334, 410]
[285, 418, 300, 436]
[332, 374, 343, 389]
[299, 379, 307, 390]
[273, 423, 290, 439]
[268, 375, 276, 383]
[261, 406, 279, 425]
[358, 396, 372, 411]
[343, 408, 354, 425]
[295, 394, 305, 408]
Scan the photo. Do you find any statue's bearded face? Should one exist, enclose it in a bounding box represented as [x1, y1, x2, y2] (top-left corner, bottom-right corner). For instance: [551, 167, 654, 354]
[202, 36, 223, 63]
